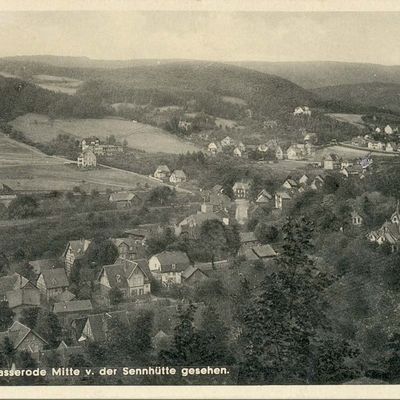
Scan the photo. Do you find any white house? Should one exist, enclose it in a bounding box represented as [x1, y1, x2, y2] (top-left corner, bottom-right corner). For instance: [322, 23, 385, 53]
[233, 147, 242, 157]
[154, 165, 171, 179]
[384, 125, 394, 135]
[148, 251, 191, 286]
[77, 150, 97, 168]
[208, 142, 218, 154]
[170, 170, 187, 184]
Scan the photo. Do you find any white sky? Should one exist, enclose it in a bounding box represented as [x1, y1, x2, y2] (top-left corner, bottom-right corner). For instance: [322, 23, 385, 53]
[0, 11, 400, 64]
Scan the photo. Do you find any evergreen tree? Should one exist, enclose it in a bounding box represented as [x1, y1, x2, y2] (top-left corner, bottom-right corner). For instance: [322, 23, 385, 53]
[1, 337, 15, 368]
[238, 217, 333, 384]
[35, 310, 62, 348]
[0, 302, 14, 331]
[19, 307, 40, 329]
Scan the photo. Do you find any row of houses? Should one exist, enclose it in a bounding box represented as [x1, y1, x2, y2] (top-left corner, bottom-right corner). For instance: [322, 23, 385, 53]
[351, 135, 400, 152]
[153, 165, 187, 183]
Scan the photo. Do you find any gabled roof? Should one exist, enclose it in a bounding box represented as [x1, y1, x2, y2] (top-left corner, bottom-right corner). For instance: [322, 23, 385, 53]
[54, 290, 76, 302]
[239, 231, 258, 243]
[284, 178, 298, 187]
[110, 237, 136, 249]
[109, 191, 136, 202]
[121, 258, 151, 281]
[324, 153, 340, 161]
[0, 183, 14, 194]
[155, 165, 170, 173]
[53, 300, 93, 314]
[171, 170, 186, 179]
[233, 181, 250, 190]
[152, 251, 191, 273]
[256, 189, 272, 203]
[0, 273, 29, 296]
[81, 311, 130, 342]
[180, 211, 222, 227]
[275, 191, 292, 200]
[39, 268, 69, 289]
[252, 244, 277, 258]
[28, 258, 59, 274]
[181, 265, 208, 280]
[100, 264, 129, 289]
[209, 193, 231, 208]
[351, 210, 362, 219]
[0, 321, 48, 350]
[6, 288, 40, 309]
[63, 239, 91, 258]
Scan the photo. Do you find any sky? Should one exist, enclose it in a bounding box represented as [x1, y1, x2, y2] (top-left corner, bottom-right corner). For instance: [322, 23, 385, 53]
[1, 11, 400, 64]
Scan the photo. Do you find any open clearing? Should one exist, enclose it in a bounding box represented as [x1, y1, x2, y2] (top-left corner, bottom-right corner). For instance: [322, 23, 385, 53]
[326, 113, 365, 128]
[0, 134, 162, 192]
[11, 113, 202, 154]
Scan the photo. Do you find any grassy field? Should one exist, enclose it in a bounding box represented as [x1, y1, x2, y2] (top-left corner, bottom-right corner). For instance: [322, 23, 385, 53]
[0, 134, 162, 192]
[11, 113, 202, 154]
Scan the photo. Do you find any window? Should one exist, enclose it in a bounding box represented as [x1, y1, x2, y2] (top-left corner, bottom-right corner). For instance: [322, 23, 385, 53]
[171, 263, 176, 271]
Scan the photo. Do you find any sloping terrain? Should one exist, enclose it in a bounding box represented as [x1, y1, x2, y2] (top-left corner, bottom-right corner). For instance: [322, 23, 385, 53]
[312, 82, 400, 114]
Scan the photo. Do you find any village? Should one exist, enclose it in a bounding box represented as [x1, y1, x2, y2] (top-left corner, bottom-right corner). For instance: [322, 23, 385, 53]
[1, 103, 396, 371]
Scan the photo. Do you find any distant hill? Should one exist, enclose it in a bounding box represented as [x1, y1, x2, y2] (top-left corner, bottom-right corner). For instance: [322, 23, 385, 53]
[2, 55, 184, 69]
[312, 82, 400, 114]
[231, 61, 400, 89]
[0, 59, 320, 119]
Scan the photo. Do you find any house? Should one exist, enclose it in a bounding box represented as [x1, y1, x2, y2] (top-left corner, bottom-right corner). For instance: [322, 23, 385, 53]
[28, 258, 59, 275]
[109, 191, 137, 208]
[170, 170, 187, 184]
[77, 149, 97, 168]
[208, 192, 231, 211]
[233, 147, 242, 157]
[0, 273, 35, 301]
[78, 311, 130, 343]
[124, 224, 164, 244]
[176, 209, 226, 238]
[36, 268, 69, 300]
[208, 142, 218, 154]
[62, 239, 92, 276]
[323, 153, 341, 170]
[148, 251, 191, 286]
[237, 142, 246, 152]
[299, 174, 309, 185]
[220, 136, 235, 147]
[255, 189, 273, 204]
[275, 191, 292, 209]
[232, 181, 250, 199]
[110, 237, 144, 260]
[293, 106, 311, 116]
[341, 164, 364, 178]
[211, 184, 224, 194]
[54, 289, 76, 302]
[178, 120, 192, 131]
[98, 259, 151, 298]
[282, 178, 298, 191]
[6, 288, 41, 318]
[0, 321, 48, 355]
[181, 265, 209, 286]
[310, 175, 325, 191]
[384, 125, 394, 135]
[154, 165, 171, 180]
[286, 144, 307, 160]
[53, 300, 93, 318]
[252, 244, 278, 259]
[238, 231, 260, 255]
[386, 142, 398, 152]
[352, 136, 367, 147]
[368, 141, 385, 151]
[40, 341, 83, 365]
[351, 211, 363, 226]
[0, 183, 16, 207]
[368, 204, 400, 251]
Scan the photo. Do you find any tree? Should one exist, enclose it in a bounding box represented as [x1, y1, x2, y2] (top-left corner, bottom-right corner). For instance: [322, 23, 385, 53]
[35, 310, 62, 348]
[68, 353, 89, 368]
[195, 305, 235, 365]
[0, 302, 14, 331]
[255, 223, 279, 243]
[19, 307, 40, 329]
[199, 219, 228, 268]
[146, 186, 176, 206]
[109, 287, 124, 305]
[8, 195, 38, 219]
[87, 238, 118, 267]
[1, 337, 15, 368]
[15, 262, 36, 282]
[238, 217, 337, 384]
[159, 303, 200, 366]
[0, 253, 9, 277]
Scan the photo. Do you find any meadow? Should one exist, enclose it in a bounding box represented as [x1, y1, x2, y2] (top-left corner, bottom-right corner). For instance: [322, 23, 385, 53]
[11, 113, 202, 154]
[0, 134, 161, 191]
